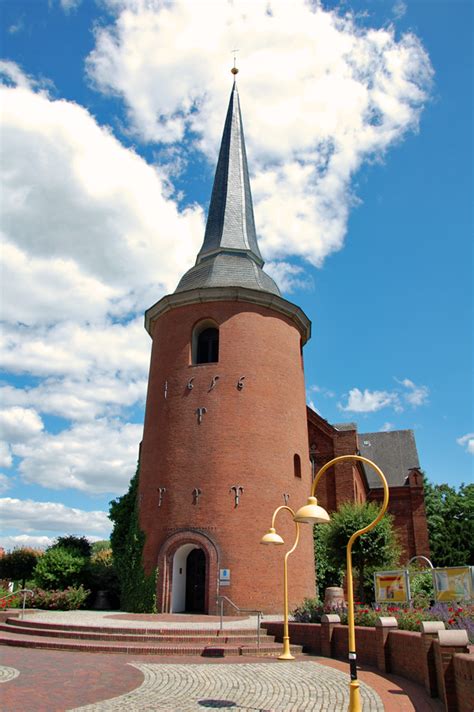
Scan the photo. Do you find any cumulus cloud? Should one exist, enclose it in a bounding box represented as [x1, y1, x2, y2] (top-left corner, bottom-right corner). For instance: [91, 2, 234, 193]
[397, 377, 429, 406]
[11, 420, 142, 495]
[87, 0, 432, 267]
[0, 407, 44, 443]
[0, 498, 111, 537]
[381, 422, 394, 432]
[339, 387, 400, 413]
[339, 377, 429, 413]
[457, 433, 474, 455]
[1, 65, 204, 328]
[1, 535, 53, 551]
[0, 473, 11, 494]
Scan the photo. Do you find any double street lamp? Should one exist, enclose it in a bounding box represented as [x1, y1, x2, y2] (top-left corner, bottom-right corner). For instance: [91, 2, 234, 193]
[260, 454, 389, 712]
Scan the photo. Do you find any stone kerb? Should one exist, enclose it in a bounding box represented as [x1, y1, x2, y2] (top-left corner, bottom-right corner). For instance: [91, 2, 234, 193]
[320, 614, 341, 658]
[375, 616, 398, 673]
[434, 629, 469, 712]
[420, 621, 445, 698]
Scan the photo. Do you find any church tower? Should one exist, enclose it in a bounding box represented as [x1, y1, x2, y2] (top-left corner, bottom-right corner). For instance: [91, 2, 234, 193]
[139, 74, 315, 614]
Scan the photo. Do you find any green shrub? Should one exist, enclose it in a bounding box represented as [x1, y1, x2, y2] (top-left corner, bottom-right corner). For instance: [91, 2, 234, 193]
[292, 597, 325, 623]
[29, 585, 90, 610]
[33, 546, 87, 590]
[85, 549, 120, 608]
[109, 466, 157, 612]
[0, 548, 42, 588]
[50, 535, 92, 558]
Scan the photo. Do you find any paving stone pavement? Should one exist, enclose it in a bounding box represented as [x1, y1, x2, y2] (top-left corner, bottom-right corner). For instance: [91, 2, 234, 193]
[71, 661, 384, 712]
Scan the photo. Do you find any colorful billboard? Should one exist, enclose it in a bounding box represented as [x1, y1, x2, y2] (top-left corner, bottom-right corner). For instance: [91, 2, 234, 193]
[374, 570, 410, 603]
[432, 566, 473, 602]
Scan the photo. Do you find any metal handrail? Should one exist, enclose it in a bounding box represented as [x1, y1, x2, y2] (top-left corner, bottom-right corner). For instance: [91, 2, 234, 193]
[0, 589, 34, 619]
[216, 594, 263, 654]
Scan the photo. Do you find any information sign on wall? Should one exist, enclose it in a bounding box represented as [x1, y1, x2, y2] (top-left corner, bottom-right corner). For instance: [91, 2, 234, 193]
[219, 568, 231, 587]
[374, 570, 410, 603]
[432, 566, 473, 602]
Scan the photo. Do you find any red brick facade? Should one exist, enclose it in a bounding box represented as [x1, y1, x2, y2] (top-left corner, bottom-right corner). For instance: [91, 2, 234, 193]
[139, 298, 316, 614]
[307, 408, 431, 563]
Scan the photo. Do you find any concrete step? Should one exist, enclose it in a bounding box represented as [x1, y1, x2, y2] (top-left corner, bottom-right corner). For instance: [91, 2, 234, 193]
[0, 622, 274, 645]
[0, 629, 301, 657]
[7, 618, 260, 637]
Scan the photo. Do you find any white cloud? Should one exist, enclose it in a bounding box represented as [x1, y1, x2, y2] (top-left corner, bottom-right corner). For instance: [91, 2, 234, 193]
[1, 535, 54, 551]
[1, 66, 204, 328]
[339, 388, 400, 413]
[381, 422, 394, 432]
[0, 498, 111, 538]
[0, 444, 13, 469]
[0, 474, 11, 494]
[0, 407, 44, 443]
[397, 378, 429, 406]
[12, 420, 141, 494]
[456, 433, 474, 455]
[59, 0, 82, 11]
[87, 0, 432, 268]
[393, 1, 407, 20]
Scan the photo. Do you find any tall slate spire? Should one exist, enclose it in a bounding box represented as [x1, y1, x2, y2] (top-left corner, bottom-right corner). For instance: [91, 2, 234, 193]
[175, 79, 280, 296]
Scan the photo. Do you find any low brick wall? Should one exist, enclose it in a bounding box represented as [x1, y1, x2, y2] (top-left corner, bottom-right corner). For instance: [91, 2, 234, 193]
[453, 653, 474, 712]
[388, 630, 425, 686]
[262, 622, 321, 654]
[261, 619, 473, 711]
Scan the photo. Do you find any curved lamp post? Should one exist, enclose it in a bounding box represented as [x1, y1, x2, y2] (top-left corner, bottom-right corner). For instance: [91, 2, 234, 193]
[261, 505, 315, 660]
[293, 455, 389, 712]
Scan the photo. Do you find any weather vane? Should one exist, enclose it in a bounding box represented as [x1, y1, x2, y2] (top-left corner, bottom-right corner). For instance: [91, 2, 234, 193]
[231, 49, 239, 75]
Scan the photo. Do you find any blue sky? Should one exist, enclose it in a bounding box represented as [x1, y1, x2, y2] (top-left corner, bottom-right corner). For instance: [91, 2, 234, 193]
[0, 0, 472, 550]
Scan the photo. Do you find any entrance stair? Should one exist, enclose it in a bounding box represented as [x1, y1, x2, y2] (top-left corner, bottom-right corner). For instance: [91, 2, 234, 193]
[0, 615, 302, 657]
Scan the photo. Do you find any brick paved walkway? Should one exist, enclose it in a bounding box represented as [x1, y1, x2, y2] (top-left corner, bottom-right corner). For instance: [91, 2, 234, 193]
[71, 660, 383, 711]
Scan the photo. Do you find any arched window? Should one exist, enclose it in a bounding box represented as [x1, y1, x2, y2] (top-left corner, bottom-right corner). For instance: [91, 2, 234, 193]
[294, 454, 302, 478]
[192, 321, 219, 364]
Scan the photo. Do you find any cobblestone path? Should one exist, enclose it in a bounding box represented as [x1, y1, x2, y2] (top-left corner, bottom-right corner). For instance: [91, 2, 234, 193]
[71, 661, 384, 711]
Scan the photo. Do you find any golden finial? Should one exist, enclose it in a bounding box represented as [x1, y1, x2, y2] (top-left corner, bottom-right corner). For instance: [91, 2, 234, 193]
[231, 49, 239, 76]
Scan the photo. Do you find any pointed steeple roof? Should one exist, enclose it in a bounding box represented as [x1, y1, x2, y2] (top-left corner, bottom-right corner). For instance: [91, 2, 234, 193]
[175, 80, 280, 296]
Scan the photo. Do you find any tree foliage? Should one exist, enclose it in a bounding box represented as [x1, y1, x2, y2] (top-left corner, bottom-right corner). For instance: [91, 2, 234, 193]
[315, 501, 401, 602]
[109, 466, 156, 612]
[33, 547, 87, 590]
[424, 481, 473, 567]
[0, 548, 42, 588]
[50, 535, 92, 558]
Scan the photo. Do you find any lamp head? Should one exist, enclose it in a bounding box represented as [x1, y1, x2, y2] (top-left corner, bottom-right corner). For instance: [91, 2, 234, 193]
[260, 527, 285, 545]
[293, 496, 330, 524]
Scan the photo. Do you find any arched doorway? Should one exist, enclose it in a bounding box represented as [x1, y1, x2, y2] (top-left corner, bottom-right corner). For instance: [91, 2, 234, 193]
[170, 544, 206, 613]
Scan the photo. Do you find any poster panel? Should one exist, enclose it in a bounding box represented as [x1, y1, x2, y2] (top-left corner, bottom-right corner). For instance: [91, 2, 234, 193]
[432, 566, 473, 602]
[374, 570, 410, 603]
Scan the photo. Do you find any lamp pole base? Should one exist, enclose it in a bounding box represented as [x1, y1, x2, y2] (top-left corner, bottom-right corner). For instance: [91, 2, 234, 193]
[278, 637, 295, 661]
[348, 680, 362, 712]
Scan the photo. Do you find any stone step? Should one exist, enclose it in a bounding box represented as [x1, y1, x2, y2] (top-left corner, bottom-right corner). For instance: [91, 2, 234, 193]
[7, 618, 260, 637]
[0, 622, 274, 645]
[0, 630, 302, 657]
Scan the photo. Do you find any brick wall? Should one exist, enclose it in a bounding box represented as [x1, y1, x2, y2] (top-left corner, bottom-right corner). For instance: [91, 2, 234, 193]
[262, 621, 321, 654]
[388, 630, 425, 685]
[140, 299, 316, 614]
[453, 653, 474, 712]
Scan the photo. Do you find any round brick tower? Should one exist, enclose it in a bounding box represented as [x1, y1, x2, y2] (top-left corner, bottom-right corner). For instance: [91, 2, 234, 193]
[139, 78, 316, 614]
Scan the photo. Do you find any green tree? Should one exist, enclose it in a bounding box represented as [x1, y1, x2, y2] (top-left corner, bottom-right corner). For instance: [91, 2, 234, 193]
[33, 546, 87, 590]
[109, 466, 156, 612]
[91, 540, 111, 554]
[50, 535, 92, 558]
[0, 548, 42, 588]
[424, 481, 473, 566]
[319, 501, 401, 603]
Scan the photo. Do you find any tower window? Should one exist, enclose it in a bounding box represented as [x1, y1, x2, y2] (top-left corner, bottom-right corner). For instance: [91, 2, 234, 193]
[192, 322, 219, 364]
[294, 454, 302, 478]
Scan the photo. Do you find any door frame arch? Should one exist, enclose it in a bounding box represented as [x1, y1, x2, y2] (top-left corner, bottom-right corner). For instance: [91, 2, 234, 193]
[157, 530, 219, 614]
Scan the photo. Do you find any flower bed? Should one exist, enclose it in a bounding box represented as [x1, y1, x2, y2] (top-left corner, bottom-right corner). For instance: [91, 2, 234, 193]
[0, 585, 90, 611]
[292, 597, 474, 642]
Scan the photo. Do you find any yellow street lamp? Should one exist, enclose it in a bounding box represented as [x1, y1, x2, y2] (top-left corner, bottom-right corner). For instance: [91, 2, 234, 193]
[260, 505, 303, 660]
[293, 455, 389, 712]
